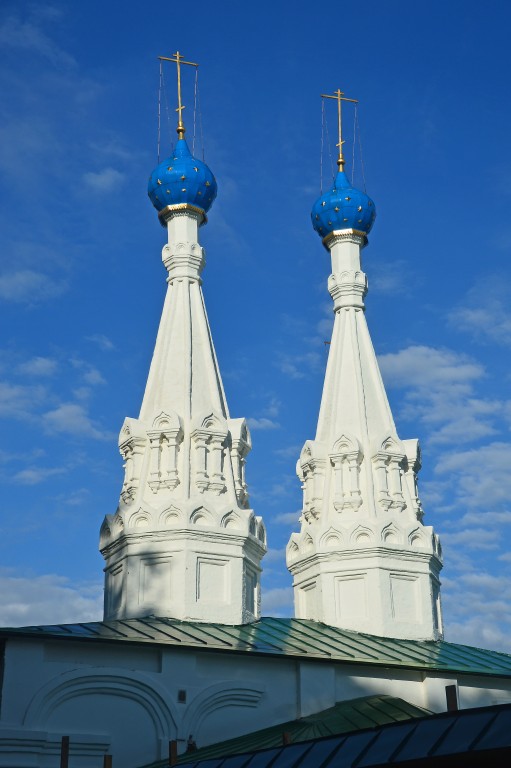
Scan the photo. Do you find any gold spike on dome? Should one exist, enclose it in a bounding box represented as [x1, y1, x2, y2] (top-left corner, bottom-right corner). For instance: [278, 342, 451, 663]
[321, 88, 358, 170]
[158, 51, 198, 140]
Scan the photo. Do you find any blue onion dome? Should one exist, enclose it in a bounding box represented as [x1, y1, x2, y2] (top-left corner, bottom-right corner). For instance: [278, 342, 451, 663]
[311, 170, 376, 240]
[148, 139, 217, 215]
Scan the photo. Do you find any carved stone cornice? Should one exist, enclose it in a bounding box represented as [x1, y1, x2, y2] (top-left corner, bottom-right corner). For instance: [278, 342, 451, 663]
[158, 203, 206, 227]
[328, 269, 367, 310]
[323, 228, 367, 249]
[162, 241, 205, 281]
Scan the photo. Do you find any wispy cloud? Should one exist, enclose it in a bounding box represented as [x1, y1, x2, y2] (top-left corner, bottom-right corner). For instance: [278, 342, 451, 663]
[17, 356, 58, 377]
[435, 442, 511, 510]
[42, 403, 112, 441]
[83, 167, 125, 193]
[448, 278, 511, 347]
[378, 345, 506, 444]
[0, 381, 46, 418]
[0, 13, 76, 68]
[261, 586, 294, 615]
[12, 465, 67, 485]
[0, 270, 67, 304]
[0, 570, 102, 626]
[248, 417, 280, 430]
[277, 351, 323, 379]
[274, 511, 301, 525]
[86, 334, 115, 351]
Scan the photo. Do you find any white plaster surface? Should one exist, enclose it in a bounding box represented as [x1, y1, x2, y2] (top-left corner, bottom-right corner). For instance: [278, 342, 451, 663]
[100, 209, 265, 624]
[287, 231, 443, 640]
[1, 635, 510, 768]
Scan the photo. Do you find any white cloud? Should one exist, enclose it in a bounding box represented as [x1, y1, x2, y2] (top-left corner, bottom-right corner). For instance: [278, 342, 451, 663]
[441, 528, 500, 551]
[12, 466, 67, 485]
[449, 279, 511, 346]
[247, 417, 280, 430]
[0, 270, 67, 303]
[70, 359, 106, 386]
[42, 403, 112, 441]
[0, 381, 46, 418]
[17, 356, 58, 377]
[0, 571, 102, 627]
[274, 511, 301, 525]
[435, 442, 511, 510]
[83, 167, 125, 193]
[0, 14, 76, 68]
[442, 568, 511, 651]
[379, 345, 484, 391]
[263, 547, 286, 564]
[274, 444, 302, 460]
[369, 260, 411, 295]
[86, 334, 115, 351]
[277, 351, 323, 379]
[378, 345, 507, 445]
[261, 587, 294, 615]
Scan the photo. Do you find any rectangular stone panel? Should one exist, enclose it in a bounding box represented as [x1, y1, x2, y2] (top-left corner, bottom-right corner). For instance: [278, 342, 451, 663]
[196, 558, 228, 603]
[335, 574, 367, 620]
[390, 573, 419, 622]
[140, 556, 172, 608]
[107, 563, 123, 616]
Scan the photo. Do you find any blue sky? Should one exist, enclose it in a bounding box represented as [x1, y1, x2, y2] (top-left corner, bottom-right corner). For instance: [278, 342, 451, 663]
[1, 0, 511, 650]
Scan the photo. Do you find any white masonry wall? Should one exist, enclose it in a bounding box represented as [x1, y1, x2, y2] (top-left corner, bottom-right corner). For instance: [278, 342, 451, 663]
[1, 636, 511, 768]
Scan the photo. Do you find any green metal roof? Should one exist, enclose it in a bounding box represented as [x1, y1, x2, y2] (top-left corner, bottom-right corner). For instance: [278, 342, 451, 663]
[151, 702, 511, 768]
[2, 617, 511, 678]
[164, 695, 431, 766]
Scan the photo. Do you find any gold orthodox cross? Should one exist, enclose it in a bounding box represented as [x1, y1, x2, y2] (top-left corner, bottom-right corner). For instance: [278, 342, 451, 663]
[321, 88, 358, 170]
[158, 51, 199, 139]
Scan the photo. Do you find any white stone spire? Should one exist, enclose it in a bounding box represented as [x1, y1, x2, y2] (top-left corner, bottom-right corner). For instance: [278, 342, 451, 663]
[287, 173, 443, 639]
[100, 202, 266, 624]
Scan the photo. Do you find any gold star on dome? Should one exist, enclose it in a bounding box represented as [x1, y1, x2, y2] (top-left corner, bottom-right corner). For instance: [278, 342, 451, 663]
[193, 167, 199, 172]
[181, 175, 186, 180]
[357, 205, 362, 211]
[167, 166, 173, 171]
[205, 181, 211, 187]
[334, 206, 339, 212]
[345, 196, 351, 201]
[157, 179, 162, 185]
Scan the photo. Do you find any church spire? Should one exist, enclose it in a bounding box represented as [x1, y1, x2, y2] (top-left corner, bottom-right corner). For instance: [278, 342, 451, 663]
[100, 56, 266, 624]
[287, 91, 443, 640]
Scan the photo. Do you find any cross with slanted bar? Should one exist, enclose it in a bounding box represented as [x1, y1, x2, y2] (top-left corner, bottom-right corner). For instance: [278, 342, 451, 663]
[158, 51, 199, 139]
[321, 88, 358, 170]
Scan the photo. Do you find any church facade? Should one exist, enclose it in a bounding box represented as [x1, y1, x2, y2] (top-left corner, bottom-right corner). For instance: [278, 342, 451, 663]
[1, 66, 510, 768]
